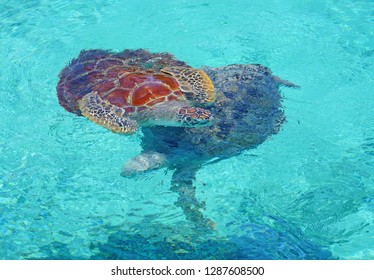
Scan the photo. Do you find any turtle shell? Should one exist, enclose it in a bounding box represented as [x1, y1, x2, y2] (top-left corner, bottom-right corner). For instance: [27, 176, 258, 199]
[57, 49, 188, 115]
[93, 70, 186, 114]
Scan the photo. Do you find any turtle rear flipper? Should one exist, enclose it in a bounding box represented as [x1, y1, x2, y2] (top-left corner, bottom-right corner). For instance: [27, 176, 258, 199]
[121, 152, 167, 177]
[78, 92, 138, 134]
[161, 66, 216, 104]
[273, 76, 300, 88]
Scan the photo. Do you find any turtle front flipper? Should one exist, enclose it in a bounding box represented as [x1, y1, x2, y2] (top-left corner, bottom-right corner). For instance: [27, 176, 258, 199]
[78, 92, 138, 134]
[161, 66, 216, 105]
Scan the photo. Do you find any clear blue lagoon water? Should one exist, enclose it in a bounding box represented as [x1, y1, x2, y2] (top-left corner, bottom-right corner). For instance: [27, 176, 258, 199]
[0, 0, 373, 259]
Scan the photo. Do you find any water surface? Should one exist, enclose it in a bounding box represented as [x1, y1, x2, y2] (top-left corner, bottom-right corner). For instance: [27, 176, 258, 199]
[0, 0, 373, 259]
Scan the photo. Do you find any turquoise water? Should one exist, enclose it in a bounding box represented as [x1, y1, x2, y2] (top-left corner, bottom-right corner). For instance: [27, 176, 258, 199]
[1, 0, 373, 259]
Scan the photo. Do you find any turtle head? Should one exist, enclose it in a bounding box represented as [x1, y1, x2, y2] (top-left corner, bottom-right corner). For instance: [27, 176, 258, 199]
[177, 106, 213, 127]
[139, 101, 213, 128]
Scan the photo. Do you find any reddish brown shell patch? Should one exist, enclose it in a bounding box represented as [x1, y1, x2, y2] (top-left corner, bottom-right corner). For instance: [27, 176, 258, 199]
[106, 89, 131, 107]
[93, 81, 117, 93]
[132, 83, 170, 106]
[56, 49, 189, 115]
[93, 70, 185, 109]
[153, 74, 180, 90]
[167, 95, 179, 101]
[146, 97, 166, 107]
[119, 73, 148, 88]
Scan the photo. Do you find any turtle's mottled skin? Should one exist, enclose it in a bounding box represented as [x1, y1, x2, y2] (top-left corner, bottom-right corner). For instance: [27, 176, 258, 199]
[121, 53, 298, 228]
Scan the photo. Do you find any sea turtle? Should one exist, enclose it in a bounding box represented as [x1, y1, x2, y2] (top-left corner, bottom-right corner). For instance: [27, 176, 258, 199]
[57, 49, 216, 134]
[58, 49, 298, 228]
[119, 52, 299, 227]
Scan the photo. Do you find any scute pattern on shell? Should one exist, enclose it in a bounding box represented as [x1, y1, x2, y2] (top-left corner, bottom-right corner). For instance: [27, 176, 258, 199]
[57, 49, 187, 115]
